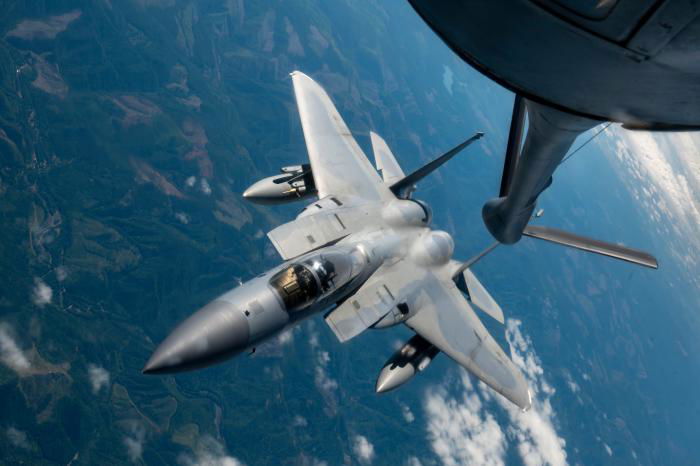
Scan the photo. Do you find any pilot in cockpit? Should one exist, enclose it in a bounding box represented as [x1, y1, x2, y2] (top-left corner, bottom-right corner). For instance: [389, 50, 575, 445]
[307, 258, 336, 292]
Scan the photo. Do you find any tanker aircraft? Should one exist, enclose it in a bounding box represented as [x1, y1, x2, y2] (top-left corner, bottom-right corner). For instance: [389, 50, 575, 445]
[408, 0, 700, 247]
[144, 71, 657, 410]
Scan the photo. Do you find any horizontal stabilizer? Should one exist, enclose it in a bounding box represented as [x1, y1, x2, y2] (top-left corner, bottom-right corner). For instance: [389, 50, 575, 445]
[523, 225, 658, 269]
[390, 132, 484, 197]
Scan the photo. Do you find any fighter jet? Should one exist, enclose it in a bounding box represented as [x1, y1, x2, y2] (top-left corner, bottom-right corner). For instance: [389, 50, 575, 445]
[143, 71, 656, 410]
[143, 71, 534, 409]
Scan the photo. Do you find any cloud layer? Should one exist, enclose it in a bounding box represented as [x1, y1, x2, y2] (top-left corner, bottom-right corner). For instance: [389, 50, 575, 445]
[600, 128, 700, 282]
[423, 319, 567, 466]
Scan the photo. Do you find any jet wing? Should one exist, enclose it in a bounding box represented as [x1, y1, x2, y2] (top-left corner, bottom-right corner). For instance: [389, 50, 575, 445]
[267, 199, 381, 260]
[291, 72, 393, 202]
[405, 277, 531, 410]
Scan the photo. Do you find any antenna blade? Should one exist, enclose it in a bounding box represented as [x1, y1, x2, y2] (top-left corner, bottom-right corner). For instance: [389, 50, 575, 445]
[500, 95, 526, 197]
[390, 132, 483, 197]
[523, 225, 658, 269]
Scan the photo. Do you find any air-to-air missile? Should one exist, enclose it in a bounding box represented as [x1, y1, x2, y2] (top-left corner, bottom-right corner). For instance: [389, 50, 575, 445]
[375, 334, 440, 393]
[243, 164, 316, 204]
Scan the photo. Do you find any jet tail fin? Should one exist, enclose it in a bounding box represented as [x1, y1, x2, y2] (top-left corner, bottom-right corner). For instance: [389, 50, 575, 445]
[455, 268, 505, 324]
[370, 132, 405, 185]
[451, 242, 504, 324]
[390, 132, 484, 198]
[523, 225, 658, 269]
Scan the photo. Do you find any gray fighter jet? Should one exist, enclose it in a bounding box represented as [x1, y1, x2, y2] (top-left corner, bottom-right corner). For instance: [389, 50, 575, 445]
[144, 71, 657, 410]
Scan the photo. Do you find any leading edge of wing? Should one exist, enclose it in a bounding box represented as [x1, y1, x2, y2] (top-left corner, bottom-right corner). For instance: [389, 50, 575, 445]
[290, 71, 392, 202]
[406, 279, 531, 410]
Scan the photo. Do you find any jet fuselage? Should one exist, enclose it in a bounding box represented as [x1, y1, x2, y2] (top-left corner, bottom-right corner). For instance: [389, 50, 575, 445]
[143, 199, 452, 374]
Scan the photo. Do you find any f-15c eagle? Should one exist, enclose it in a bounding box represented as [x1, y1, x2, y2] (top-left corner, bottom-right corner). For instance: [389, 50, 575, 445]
[144, 71, 657, 411]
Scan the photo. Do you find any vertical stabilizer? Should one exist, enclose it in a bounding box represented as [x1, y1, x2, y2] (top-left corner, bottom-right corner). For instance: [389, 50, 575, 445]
[370, 131, 405, 185]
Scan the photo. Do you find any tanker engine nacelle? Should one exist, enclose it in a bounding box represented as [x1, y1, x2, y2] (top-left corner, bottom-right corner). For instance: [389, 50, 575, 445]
[375, 334, 440, 393]
[243, 164, 317, 205]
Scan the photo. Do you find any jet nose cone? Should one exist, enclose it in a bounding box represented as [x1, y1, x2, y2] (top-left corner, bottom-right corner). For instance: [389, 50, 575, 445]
[143, 300, 250, 374]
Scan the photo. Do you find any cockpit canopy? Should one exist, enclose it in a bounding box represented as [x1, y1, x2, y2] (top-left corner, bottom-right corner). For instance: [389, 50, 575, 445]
[269, 249, 363, 312]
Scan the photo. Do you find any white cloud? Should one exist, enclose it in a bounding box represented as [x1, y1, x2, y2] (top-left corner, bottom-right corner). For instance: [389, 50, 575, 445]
[276, 329, 294, 346]
[314, 351, 338, 394]
[178, 435, 244, 466]
[200, 178, 212, 195]
[32, 277, 52, 307]
[123, 422, 146, 463]
[175, 212, 190, 224]
[185, 176, 197, 188]
[405, 457, 423, 466]
[400, 403, 415, 423]
[6, 426, 30, 449]
[603, 443, 612, 457]
[422, 319, 567, 466]
[424, 373, 505, 466]
[563, 372, 579, 394]
[306, 323, 338, 415]
[601, 128, 700, 280]
[352, 435, 375, 465]
[442, 65, 454, 95]
[499, 319, 567, 466]
[292, 415, 308, 427]
[88, 364, 110, 394]
[0, 324, 31, 374]
[309, 330, 319, 349]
